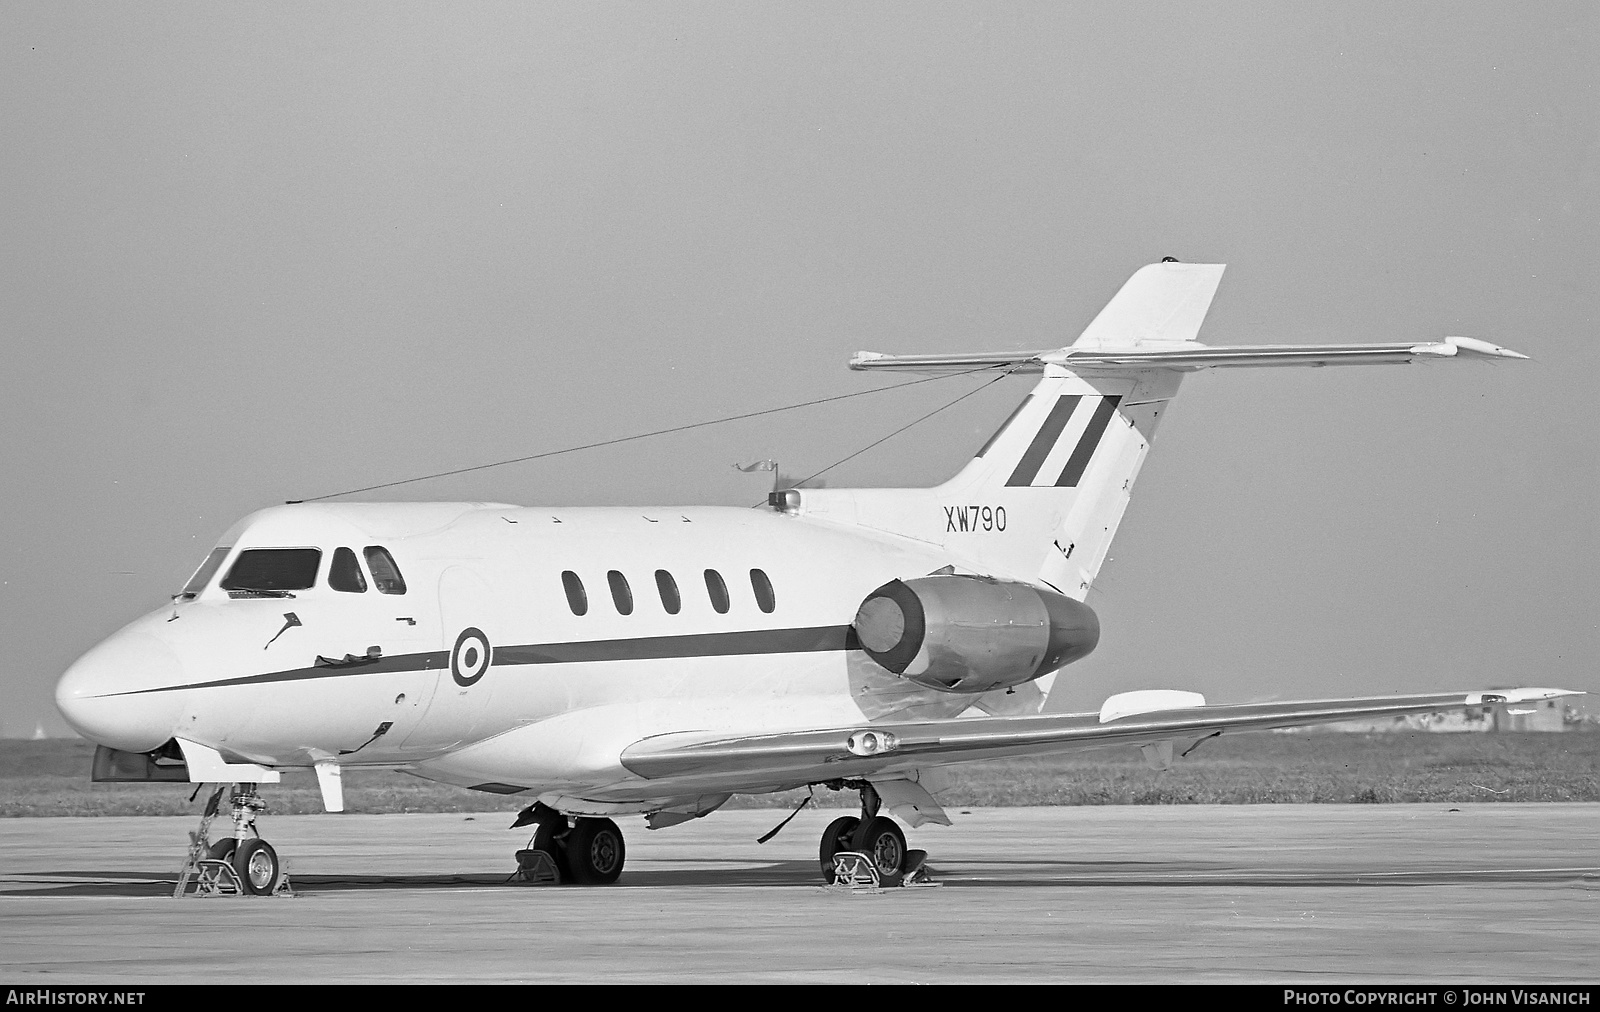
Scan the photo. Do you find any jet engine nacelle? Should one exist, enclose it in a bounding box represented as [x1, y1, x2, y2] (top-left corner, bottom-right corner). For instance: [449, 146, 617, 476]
[851, 575, 1100, 694]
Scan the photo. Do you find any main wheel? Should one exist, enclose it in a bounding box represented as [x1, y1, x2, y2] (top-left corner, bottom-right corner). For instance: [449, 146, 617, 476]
[205, 838, 237, 862]
[563, 818, 625, 885]
[850, 816, 907, 884]
[232, 838, 281, 895]
[525, 804, 567, 850]
[818, 815, 861, 884]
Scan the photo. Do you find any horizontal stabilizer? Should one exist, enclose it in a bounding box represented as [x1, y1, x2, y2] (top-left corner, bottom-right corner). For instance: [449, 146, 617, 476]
[851, 336, 1527, 374]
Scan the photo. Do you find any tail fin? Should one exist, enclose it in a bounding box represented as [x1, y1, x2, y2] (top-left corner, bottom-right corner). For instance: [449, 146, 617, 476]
[1073, 260, 1225, 349]
[929, 262, 1223, 594]
[792, 260, 1523, 597]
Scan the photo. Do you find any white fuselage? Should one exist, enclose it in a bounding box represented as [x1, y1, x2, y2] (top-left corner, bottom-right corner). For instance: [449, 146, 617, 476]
[56, 501, 961, 804]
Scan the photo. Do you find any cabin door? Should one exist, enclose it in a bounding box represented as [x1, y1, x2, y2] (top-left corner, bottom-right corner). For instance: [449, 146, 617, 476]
[399, 566, 504, 749]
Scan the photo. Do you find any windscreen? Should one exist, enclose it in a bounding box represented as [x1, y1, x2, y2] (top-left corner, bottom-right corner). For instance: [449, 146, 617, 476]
[179, 547, 232, 598]
[220, 548, 322, 592]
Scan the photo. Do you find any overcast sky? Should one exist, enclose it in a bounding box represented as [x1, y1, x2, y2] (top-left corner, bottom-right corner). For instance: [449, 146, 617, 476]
[3, 3, 1595, 736]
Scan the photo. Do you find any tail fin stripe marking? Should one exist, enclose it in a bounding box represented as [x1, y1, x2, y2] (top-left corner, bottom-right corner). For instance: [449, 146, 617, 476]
[1054, 395, 1122, 487]
[1006, 395, 1081, 487]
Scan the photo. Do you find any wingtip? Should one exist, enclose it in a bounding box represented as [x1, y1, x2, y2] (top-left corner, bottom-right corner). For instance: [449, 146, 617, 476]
[1469, 687, 1584, 705]
[1445, 336, 1530, 360]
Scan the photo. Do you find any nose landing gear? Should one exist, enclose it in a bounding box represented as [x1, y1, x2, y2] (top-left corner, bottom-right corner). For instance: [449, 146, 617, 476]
[175, 783, 291, 898]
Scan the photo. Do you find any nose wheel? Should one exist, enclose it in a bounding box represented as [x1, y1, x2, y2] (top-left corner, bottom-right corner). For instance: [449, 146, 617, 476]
[176, 783, 291, 897]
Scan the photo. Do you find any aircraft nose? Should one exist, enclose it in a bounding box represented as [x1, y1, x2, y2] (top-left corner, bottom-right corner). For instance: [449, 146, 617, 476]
[56, 630, 186, 752]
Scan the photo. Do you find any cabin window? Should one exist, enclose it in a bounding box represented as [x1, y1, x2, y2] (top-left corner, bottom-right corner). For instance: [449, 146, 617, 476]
[655, 570, 681, 614]
[562, 571, 588, 616]
[704, 569, 730, 614]
[750, 568, 775, 613]
[329, 548, 367, 593]
[179, 547, 232, 599]
[363, 547, 407, 595]
[608, 570, 634, 615]
[221, 548, 321, 592]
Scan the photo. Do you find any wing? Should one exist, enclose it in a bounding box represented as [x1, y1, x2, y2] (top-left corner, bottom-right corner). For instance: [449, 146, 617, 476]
[619, 687, 1575, 789]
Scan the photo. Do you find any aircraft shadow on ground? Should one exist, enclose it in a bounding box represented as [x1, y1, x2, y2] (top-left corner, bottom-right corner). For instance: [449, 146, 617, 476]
[7, 859, 1596, 897]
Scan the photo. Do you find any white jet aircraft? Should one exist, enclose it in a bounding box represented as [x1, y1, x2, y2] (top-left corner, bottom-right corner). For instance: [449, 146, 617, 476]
[56, 260, 1566, 893]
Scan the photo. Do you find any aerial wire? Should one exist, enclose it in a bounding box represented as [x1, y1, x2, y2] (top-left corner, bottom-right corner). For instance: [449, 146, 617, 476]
[787, 365, 1025, 489]
[300, 363, 1017, 502]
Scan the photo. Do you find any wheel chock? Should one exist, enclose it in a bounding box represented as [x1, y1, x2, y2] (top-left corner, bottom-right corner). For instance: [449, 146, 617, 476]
[830, 850, 940, 892]
[900, 849, 940, 888]
[177, 857, 294, 898]
[270, 869, 294, 897]
[829, 852, 881, 891]
[510, 848, 561, 885]
[188, 859, 243, 897]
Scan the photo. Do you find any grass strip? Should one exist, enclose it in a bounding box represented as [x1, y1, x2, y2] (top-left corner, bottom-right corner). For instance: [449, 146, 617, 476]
[3, 732, 1596, 818]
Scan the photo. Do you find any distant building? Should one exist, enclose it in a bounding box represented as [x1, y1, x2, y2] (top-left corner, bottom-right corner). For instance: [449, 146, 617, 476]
[1293, 695, 1590, 733]
[1493, 696, 1580, 733]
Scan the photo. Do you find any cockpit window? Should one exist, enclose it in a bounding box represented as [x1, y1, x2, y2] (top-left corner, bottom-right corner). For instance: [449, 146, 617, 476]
[221, 548, 321, 592]
[363, 546, 407, 595]
[329, 548, 367, 593]
[180, 547, 232, 598]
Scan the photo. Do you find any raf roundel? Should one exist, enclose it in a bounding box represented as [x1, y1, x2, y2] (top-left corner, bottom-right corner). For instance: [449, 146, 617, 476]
[450, 627, 492, 687]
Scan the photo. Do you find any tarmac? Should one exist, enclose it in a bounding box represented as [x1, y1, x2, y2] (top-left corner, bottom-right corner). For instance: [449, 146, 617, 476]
[2, 804, 1597, 984]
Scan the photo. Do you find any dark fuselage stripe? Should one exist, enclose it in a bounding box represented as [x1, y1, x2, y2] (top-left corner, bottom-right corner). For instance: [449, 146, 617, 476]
[104, 650, 451, 695]
[494, 625, 855, 665]
[101, 625, 859, 696]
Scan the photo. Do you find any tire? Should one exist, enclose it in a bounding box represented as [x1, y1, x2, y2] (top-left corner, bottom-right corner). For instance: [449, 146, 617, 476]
[531, 807, 567, 850]
[850, 816, 907, 884]
[232, 838, 281, 895]
[818, 816, 861, 884]
[205, 838, 237, 862]
[563, 818, 625, 885]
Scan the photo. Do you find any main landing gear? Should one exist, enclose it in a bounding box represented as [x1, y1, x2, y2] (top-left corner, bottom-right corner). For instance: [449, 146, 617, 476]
[175, 783, 290, 898]
[510, 803, 626, 885]
[817, 782, 930, 888]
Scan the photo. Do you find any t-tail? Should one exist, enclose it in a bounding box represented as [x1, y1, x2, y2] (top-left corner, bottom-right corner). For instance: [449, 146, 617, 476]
[783, 260, 1526, 600]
